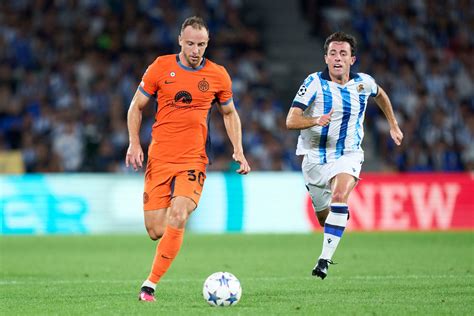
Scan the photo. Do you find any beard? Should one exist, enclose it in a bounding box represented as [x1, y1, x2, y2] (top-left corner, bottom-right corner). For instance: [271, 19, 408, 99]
[185, 54, 201, 68]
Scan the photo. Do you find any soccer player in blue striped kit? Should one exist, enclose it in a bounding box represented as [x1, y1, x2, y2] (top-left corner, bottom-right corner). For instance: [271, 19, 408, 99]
[286, 31, 403, 279]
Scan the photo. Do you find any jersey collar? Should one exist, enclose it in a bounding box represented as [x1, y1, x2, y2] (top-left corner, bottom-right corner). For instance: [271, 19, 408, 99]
[176, 54, 206, 71]
[321, 67, 359, 82]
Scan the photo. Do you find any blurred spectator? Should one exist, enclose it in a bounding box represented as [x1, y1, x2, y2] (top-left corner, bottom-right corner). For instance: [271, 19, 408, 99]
[1, 1, 472, 173]
[0, 0, 276, 172]
[301, 0, 473, 171]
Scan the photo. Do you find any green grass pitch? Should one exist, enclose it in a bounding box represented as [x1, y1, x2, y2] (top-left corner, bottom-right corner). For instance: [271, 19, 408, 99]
[1, 232, 473, 315]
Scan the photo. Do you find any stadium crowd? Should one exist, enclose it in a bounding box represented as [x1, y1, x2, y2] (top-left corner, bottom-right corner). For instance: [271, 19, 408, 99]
[301, 0, 473, 171]
[0, 1, 472, 173]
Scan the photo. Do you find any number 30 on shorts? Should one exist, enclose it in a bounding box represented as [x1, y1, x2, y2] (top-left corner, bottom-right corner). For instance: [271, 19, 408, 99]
[187, 170, 205, 186]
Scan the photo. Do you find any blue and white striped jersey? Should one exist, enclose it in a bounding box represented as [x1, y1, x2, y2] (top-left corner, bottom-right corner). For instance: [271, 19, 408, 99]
[292, 68, 378, 164]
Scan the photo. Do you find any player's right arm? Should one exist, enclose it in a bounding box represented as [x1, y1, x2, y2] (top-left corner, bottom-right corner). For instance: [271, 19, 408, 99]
[126, 89, 150, 171]
[286, 107, 333, 130]
[286, 75, 333, 130]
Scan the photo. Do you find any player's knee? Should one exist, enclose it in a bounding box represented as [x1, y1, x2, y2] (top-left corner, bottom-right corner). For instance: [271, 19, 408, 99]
[146, 227, 165, 241]
[148, 234, 160, 241]
[167, 209, 188, 227]
[331, 191, 347, 203]
[147, 231, 160, 241]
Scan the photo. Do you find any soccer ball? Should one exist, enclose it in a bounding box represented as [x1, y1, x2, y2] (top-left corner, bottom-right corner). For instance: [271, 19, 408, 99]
[202, 272, 242, 307]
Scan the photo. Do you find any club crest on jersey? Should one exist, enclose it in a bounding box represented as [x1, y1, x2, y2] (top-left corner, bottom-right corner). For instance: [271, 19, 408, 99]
[357, 84, 364, 92]
[170, 72, 176, 77]
[198, 78, 209, 92]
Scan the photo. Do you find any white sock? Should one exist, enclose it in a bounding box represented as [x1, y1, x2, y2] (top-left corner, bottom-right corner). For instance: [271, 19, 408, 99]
[142, 279, 156, 290]
[319, 203, 349, 261]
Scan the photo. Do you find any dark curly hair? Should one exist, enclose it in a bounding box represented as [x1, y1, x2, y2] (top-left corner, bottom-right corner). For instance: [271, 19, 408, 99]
[324, 31, 357, 56]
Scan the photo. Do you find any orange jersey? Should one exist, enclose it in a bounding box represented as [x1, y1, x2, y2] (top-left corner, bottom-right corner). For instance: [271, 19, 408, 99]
[139, 54, 233, 164]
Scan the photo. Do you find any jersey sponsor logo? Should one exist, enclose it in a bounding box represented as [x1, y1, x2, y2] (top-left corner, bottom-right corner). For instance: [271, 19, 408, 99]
[198, 78, 209, 92]
[166, 90, 195, 109]
[165, 80, 175, 84]
[169, 91, 194, 108]
[297, 85, 307, 96]
[174, 91, 192, 104]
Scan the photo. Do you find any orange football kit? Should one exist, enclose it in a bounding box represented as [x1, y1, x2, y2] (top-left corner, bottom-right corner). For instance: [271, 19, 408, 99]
[139, 54, 233, 210]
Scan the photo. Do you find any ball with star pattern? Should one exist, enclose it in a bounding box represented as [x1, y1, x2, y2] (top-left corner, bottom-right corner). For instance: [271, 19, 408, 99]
[202, 272, 242, 307]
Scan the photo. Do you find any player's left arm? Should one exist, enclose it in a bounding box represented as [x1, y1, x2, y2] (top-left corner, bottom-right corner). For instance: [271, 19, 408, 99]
[373, 85, 404, 146]
[218, 100, 251, 175]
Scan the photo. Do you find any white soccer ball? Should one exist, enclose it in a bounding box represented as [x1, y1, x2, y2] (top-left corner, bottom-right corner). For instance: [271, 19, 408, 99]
[202, 272, 242, 307]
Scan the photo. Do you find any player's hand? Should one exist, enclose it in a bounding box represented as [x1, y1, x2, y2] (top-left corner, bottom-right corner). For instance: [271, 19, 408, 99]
[316, 108, 333, 127]
[125, 143, 144, 171]
[232, 151, 251, 175]
[390, 125, 403, 146]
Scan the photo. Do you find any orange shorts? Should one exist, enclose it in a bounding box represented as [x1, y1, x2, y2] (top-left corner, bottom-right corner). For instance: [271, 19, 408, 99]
[143, 158, 207, 211]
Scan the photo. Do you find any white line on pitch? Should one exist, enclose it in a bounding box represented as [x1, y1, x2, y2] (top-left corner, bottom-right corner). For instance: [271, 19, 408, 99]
[0, 274, 471, 285]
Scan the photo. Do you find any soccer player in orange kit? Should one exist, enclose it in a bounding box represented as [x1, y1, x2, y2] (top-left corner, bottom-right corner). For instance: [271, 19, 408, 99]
[125, 16, 251, 302]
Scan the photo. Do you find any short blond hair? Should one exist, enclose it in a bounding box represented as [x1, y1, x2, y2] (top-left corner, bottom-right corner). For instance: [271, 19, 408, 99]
[180, 16, 209, 34]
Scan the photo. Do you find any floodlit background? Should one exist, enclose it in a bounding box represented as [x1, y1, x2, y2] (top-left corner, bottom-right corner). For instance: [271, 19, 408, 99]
[0, 0, 473, 233]
[1, 2, 473, 315]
